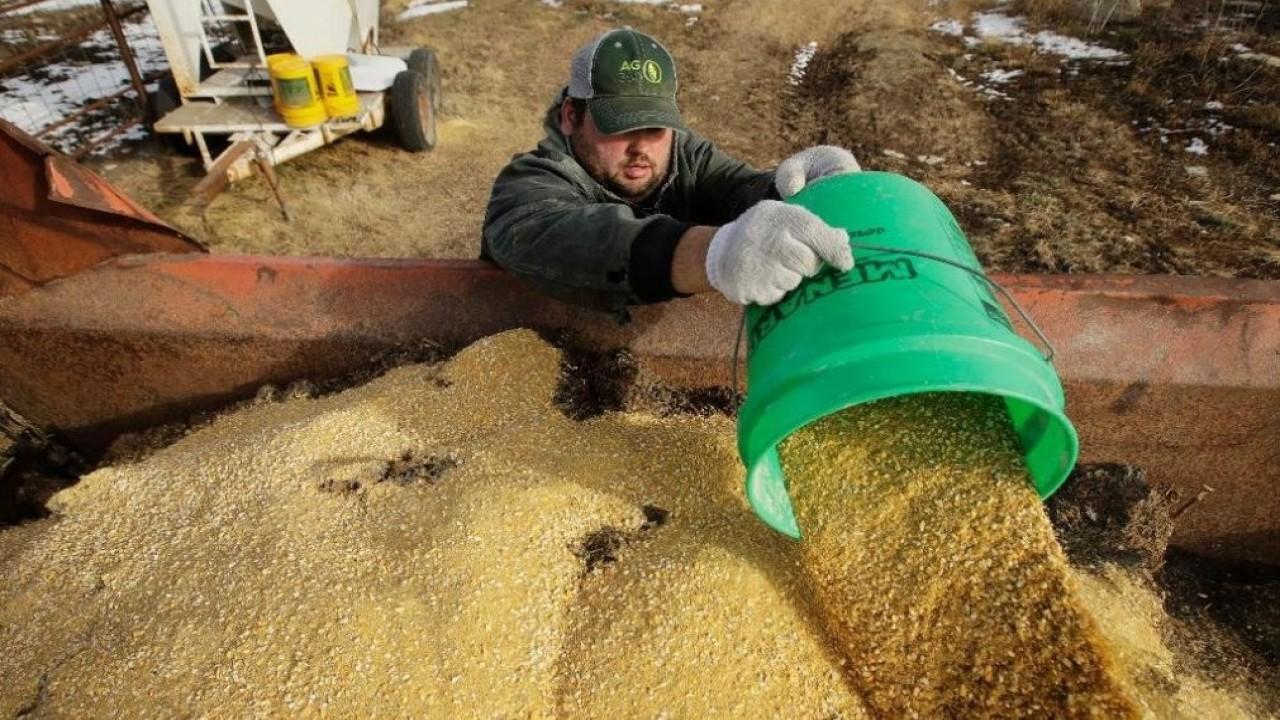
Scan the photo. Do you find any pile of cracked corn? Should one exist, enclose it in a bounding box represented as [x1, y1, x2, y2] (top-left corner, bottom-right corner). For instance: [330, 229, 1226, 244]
[0, 331, 1258, 718]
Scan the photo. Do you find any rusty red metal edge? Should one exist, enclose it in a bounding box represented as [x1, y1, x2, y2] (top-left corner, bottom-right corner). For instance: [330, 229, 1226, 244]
[0, 118, 203, 298]
[1, 253, 1277, 566]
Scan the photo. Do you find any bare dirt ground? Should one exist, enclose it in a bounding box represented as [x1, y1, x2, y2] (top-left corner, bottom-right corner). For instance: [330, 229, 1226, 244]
[95, 0, 1278, 277]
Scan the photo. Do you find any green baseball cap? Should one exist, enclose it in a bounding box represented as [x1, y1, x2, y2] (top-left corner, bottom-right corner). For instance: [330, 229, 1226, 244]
[568, 28, 683, 135]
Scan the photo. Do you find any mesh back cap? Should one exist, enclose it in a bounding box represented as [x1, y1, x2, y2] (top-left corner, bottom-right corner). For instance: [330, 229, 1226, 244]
[567, 28, 684, 135]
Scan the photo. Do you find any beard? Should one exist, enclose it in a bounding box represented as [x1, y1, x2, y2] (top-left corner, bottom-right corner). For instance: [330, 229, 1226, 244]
[602, 156, 666, 203]
[568, 132, 669, 203]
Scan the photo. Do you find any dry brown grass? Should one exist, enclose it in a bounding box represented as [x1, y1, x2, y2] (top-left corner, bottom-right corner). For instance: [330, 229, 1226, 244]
[102, 0, 899, 258]
[95, 0, 1279, 277]
[1024, 0, 1150, 32]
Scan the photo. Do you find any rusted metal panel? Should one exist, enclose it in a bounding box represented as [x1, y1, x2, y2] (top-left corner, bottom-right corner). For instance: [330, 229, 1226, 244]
[1003, 274, 1280, 565]
[0, 119, 204, 298]
[98, 0, 152, 125]
[0, 255, 1276, 566]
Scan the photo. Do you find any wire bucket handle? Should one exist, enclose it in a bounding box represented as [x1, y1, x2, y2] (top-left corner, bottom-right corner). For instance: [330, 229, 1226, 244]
[731, 242, 1057, 402]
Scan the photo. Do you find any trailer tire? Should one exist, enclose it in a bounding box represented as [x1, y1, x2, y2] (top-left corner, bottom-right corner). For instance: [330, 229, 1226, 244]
[390, 70, 436, 152]
[407, 47, 441, 115]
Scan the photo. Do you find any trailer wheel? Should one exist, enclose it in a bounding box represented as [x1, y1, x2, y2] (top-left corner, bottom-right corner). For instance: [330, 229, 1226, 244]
[390, 70, 436, 152]
[407, 47, 441, 115]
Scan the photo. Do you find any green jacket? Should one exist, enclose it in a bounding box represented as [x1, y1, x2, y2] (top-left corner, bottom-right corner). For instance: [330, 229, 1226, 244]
[482, 90, 776, 318]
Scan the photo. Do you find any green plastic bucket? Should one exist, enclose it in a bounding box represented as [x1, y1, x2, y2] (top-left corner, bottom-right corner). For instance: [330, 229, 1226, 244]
[739, 171, 1079, 538]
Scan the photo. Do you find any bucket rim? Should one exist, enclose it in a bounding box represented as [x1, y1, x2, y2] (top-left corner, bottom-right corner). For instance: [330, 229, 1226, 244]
[740, 337, 1079, 538]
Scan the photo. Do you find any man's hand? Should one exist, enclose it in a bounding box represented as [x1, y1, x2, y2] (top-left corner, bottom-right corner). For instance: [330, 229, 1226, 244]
[774, 146, 861, 200]
[704, 200, 853, 306]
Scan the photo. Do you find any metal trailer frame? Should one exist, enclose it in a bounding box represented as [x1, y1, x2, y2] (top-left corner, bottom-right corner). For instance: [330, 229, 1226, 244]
[142, 0, 420, 213]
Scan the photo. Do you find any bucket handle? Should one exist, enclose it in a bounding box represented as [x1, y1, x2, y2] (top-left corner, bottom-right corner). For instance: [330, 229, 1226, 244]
[848, 243, 1057, 363]
[731, 243, 1057, 402]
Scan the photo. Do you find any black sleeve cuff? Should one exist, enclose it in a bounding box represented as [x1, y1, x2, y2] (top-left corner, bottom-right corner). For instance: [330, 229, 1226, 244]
[628, 216, 693, 303]
[764, 172, 781, 201]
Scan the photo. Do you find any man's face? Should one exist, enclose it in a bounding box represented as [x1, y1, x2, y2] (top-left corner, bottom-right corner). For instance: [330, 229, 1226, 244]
[560, 101, 673, 203]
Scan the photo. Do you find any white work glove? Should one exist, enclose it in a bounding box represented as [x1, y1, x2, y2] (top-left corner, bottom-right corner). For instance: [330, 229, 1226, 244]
[774, 145, 861, 200]
[706, 200, 853, 306]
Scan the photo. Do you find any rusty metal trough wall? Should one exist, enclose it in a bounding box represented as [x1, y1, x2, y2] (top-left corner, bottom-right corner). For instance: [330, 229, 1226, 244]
[0, 119, 202, 298]
[0, 254, 1277, 566]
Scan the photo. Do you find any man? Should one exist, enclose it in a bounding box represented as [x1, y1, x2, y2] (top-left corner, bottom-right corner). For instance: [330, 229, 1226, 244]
[482, 28, 861, 318]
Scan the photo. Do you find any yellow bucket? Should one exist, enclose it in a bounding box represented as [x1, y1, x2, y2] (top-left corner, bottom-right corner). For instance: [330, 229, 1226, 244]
[312, 54, 360, 119]
[265, 52, 297, 71]
[264, 53, 297, 113]
[269, 57, 326, 128]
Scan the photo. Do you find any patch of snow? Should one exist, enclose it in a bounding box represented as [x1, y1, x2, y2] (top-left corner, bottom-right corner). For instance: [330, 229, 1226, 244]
[929, 19, 965, 36]
[541, 0, 563, 6]
[1140, 108, 1236, 146]
[86, 121, 149, 156]
[1031, 30, 1126, 61]
[1230, 43, 1252, 53]
[1270, 193, 1280, 201]
[685, 15, 698, 27]
[397, 0, 468, 21]
[947, 67, 1010, 100]
[882, 149, 906, 159]
[947, 67, 972, 85]
[965, 11, 1126, 63]
[981, 68, 1023, 84]
[788, 41, 818, 87]
[606, 0, 704, 16]
[1204, 100, 1224, 110]
[918, 155, 945, 165]
[1236, 51, 1280, 69]
[1184, 165, 1209, 178]
[0, 13, 168, 155]
[972, 12, 1028, 43]
[4, 0, 97, 15]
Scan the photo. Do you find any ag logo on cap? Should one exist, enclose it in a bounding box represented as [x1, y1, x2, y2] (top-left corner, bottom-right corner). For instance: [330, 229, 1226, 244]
[642, 59, 662, 84]
[619, 59, 664, 84]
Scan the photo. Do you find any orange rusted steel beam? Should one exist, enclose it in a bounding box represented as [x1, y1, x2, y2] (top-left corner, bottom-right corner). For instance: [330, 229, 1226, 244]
[0, 255, 1276, 566]
[1003, 274, 1280, 566]
[0, 119, 203, 298]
